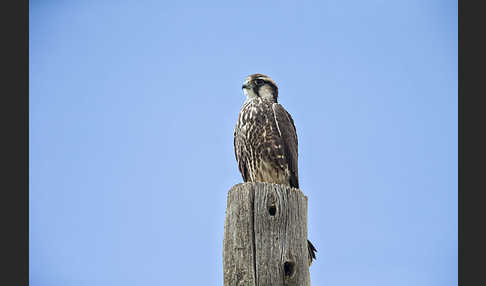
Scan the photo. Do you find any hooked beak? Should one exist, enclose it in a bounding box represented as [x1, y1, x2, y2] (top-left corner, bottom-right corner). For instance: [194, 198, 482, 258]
[242, 83, 249, 89]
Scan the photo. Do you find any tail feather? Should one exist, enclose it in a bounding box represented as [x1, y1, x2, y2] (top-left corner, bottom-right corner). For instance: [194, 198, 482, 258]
[307, 239, 317, 266]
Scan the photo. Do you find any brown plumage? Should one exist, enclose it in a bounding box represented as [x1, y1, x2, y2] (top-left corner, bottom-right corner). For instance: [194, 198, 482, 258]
[234, 73, 317, 266]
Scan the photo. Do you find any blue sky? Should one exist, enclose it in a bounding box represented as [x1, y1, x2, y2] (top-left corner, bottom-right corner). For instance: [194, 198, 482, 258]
[30, 0, 457, 285]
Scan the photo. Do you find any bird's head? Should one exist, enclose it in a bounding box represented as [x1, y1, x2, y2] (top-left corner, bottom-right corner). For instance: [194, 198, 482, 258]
[242, 73, 279, 102]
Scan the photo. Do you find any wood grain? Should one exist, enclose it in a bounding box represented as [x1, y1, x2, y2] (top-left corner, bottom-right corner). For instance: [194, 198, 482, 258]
[223, 182, 310, 286]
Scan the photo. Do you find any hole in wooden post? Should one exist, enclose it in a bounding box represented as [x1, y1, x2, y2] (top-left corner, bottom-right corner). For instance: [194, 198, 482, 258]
[268, 205, 276, 216]
[283, 261, 295, 278]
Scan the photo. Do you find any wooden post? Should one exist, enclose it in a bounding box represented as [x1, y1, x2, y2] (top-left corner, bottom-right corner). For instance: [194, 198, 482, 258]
[223, 182, 311, 286]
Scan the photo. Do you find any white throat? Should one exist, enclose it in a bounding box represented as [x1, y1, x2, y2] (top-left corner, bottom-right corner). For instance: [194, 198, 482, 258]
[243, 88, 257, 100]
[243, 85, 277, 102]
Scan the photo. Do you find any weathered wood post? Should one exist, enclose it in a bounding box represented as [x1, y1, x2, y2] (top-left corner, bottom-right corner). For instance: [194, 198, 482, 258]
[223, 182, 311, 286]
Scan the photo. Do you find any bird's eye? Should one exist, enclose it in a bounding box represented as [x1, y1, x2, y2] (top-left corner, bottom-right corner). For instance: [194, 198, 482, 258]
[256, 79, 264, 85]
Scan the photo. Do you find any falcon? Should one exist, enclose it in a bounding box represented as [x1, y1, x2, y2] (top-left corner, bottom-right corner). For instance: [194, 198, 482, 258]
[233, 73, 317, 266]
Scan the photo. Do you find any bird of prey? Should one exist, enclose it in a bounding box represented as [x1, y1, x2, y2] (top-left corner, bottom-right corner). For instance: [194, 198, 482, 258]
[233, 73, 317, 266]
